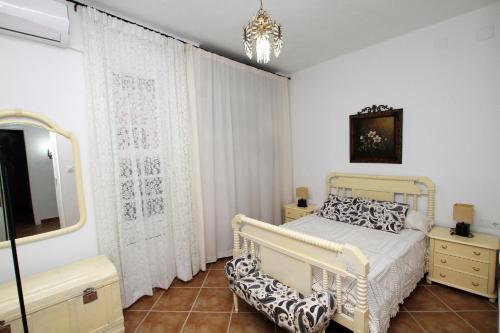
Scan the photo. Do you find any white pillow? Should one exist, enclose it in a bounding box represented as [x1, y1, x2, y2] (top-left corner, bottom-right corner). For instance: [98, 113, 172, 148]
[405, 210, 433, 233]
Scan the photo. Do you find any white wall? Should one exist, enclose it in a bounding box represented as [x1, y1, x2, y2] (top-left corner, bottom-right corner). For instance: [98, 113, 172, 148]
[23, 125, 59, 225]
[0, 9, 98, 282]
[55, 134, 79, 227]
[290, 3, 500, 234]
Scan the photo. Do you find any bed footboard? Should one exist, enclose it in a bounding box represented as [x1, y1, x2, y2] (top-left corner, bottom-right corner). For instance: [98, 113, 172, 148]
[231, 214, 370, 333]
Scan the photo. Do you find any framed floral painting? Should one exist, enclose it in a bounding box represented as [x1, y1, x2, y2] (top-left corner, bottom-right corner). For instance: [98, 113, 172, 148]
[350, 105, 403, 164]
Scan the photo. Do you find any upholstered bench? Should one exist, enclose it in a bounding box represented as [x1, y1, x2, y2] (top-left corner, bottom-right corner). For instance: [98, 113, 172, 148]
[225, 255, 336, 333]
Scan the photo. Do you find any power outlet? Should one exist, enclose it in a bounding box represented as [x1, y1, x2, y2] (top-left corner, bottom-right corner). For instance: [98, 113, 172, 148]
[478, 218, 500, 230]
[476, 25, 495, 42]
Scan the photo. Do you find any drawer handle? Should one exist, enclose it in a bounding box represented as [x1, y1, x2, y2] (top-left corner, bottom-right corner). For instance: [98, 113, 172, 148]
[472, 282, 479, 287]
[440, 259, 447, 264]
[473, 251, 481, 256]
[441, 244, 448, 249]
[440, 273, 446, 278]
[473, 267, 480, 272]
[83, 287, 98, 304]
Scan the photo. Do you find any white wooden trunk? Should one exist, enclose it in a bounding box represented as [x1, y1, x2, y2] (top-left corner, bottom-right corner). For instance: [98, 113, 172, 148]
[0, 256, 124, 333]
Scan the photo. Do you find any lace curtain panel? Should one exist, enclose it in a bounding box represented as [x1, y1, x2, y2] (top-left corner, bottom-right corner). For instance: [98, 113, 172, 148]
[186, 46, 294, 261]
[82, 8, 204, 308]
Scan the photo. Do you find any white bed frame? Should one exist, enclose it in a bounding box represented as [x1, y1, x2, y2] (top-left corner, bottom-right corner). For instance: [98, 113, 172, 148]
[231, 172, 435, 333]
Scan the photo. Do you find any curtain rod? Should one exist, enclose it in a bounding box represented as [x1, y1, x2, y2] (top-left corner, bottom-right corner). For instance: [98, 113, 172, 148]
[65, 0, 291, 80]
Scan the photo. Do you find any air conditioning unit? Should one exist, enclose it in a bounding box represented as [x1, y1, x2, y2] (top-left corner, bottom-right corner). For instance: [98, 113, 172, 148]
[0, 0, 70, 47]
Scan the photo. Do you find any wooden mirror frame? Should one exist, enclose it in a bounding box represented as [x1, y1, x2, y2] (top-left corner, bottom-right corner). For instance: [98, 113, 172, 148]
[0, 109, 86, 248]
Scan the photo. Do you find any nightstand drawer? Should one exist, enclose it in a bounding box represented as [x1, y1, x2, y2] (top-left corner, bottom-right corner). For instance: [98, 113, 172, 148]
[434, 266, 487, 294]
[434, 252, 488, 278]
[435, 240, 489, 263]
[285, 209, 307, 220]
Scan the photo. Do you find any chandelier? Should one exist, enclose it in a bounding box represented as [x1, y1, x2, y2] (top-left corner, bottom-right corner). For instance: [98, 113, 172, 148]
[243, 0, 283, 64]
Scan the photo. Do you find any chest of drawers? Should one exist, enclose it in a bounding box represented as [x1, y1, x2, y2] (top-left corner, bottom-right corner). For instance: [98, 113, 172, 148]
[283, 203, 317, 223]
[427, 226, 499, 302]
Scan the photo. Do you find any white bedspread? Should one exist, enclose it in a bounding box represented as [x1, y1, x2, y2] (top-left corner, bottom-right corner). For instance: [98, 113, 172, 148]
[282, 214, 427, 333]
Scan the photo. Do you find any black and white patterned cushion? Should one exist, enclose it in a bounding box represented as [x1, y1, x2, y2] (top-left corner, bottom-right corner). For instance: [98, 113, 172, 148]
[317, 194, 357, 223]
[224, 254, 259, 288]
[355, 197, 408, 233]
[225, 257, 336, 333]
[317, 195, 408, 234]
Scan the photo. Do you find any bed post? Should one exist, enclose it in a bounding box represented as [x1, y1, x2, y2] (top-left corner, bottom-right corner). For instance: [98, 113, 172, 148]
[232, 214, 243, 258]
[231, 214, 244, 312]
[421, 177, 436, 220]
[342, 244, 369, 333]
[354, 273, 369, 333]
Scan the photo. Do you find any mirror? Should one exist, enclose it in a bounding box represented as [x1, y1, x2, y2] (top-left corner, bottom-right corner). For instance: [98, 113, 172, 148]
[0, 110, 85, 247]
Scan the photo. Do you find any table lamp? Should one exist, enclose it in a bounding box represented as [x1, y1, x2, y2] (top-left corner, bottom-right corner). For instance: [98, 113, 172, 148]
[296, 187, 309, 208]
[453, 203, 474, 237]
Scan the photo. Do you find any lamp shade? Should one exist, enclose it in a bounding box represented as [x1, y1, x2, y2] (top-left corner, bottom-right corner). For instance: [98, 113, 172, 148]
[453, 203, 474, 224]
[296, 187, 309, 199]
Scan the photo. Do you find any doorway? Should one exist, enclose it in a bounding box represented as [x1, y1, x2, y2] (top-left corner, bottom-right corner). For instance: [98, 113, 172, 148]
[0, 129, 36, 239]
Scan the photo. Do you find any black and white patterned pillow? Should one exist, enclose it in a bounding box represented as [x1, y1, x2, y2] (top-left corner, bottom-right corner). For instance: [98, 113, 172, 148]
[317, 194, 408, 234]
[317, 194, 357, 223]
[354, 197, 409, 233]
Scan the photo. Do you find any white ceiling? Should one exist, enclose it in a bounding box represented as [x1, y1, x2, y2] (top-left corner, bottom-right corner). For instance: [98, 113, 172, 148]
[85, 0, 498, 74]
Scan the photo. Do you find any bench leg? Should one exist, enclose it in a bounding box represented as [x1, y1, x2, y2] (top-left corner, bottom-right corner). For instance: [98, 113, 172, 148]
[233, 292, 239, 312]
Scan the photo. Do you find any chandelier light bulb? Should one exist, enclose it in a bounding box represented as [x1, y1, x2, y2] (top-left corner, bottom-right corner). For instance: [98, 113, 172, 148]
[256, 36, 270, 64]
[242, 0, 283, 64]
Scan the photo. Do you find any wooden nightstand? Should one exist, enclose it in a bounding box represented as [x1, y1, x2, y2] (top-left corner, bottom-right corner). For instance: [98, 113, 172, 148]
[283, 203, 317, 223]
[427, 226, 500, 302]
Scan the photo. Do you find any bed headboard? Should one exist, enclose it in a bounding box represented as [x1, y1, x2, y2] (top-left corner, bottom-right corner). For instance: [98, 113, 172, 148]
[325, 172, 436, 220]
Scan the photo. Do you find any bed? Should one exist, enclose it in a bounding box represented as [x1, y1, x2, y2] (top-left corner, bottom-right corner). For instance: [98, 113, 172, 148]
[283, 215, 427, 333]
[230, 172, 435, 333]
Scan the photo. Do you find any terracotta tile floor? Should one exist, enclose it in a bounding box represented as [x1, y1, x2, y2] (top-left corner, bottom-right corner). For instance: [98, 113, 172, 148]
[124, 257, 499, 333]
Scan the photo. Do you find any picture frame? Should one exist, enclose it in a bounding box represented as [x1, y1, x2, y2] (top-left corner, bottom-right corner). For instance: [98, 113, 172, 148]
[349, 105, 403, 164]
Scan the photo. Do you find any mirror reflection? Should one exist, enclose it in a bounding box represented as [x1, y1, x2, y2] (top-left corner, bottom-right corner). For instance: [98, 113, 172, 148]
[0, 124, 79, 241]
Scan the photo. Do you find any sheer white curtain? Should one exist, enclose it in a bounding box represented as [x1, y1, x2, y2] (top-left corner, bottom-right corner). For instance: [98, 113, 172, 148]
[82, 8, 205, 308]
[186, 46, 293, 262]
